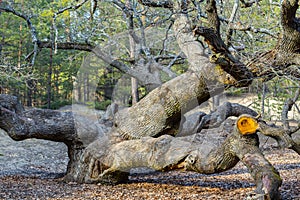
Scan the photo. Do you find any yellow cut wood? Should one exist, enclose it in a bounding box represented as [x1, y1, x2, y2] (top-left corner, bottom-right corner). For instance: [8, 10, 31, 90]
[236, 115, 259, 135]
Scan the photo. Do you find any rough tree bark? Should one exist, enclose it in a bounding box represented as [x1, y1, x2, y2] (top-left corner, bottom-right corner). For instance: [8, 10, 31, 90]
[243, 0, 300, 79]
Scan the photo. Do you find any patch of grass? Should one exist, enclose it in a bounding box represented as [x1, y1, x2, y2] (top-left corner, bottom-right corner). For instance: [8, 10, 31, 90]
[86, 100, 112, 110]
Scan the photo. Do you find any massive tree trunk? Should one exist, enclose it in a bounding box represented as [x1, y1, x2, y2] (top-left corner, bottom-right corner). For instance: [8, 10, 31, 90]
[1, 92, 299, 199]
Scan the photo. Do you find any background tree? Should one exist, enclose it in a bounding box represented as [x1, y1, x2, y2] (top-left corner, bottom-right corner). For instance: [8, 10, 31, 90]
[0, 0, 298, 112]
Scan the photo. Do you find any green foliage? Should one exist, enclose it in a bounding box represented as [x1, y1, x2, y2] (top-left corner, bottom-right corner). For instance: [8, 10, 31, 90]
[0, 0, 298, 116]
[0, 0, 132, 108]
[86, 100, 112, 110]
[40, 99, 72, 110]
[225, 87, 248, 97]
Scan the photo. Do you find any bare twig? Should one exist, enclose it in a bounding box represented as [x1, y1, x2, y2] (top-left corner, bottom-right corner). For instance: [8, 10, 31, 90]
[159, 21, 174, 56]
[225, 0, 239, 45]
[56, 0, 89, 15]
[229, 23, 278, 38]
[154, 62, 177, 78]
[53, 0, 89, 54]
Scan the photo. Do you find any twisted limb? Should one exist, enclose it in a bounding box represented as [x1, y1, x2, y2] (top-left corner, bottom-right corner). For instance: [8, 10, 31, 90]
[1, 95, 298, 199]
[79, 115, 284, 199]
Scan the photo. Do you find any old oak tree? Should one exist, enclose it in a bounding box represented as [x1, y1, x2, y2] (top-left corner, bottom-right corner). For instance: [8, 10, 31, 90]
[0, 0, 300, 199]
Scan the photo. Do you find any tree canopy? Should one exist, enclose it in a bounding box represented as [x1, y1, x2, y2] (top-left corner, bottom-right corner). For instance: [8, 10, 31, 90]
[0, 0, 299, 111]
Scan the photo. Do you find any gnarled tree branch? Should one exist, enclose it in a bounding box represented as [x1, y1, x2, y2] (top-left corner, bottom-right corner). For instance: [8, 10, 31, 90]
[193, 27, 253, 86]
[2, 93, 298, 198]
[246, 0, 300, 80]
[137, 0, 174, 8]
[38, 41, 163, 89]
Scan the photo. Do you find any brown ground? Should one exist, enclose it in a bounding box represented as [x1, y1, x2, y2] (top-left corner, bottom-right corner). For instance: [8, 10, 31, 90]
[0, 148, 299, 200]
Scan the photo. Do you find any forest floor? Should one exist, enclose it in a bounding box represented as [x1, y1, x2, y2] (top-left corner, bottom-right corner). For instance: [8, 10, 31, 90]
[0, 128, 299, 199]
